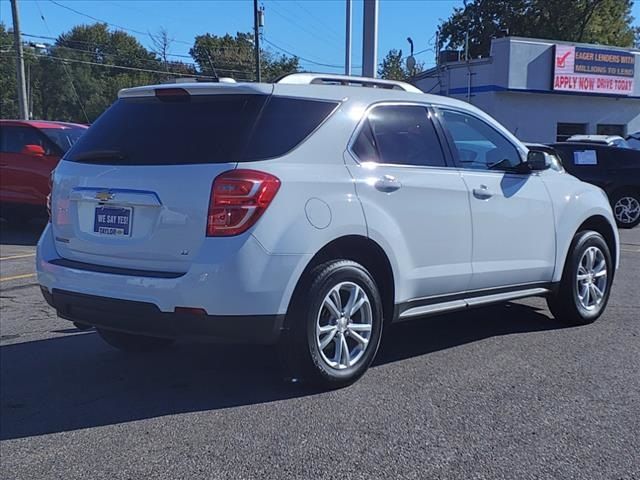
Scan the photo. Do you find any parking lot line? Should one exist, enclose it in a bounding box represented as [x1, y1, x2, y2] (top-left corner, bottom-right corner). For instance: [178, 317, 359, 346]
[0, 253, 36, 261]
[621, 247, 640, 253]
[0, 273, 36, 283]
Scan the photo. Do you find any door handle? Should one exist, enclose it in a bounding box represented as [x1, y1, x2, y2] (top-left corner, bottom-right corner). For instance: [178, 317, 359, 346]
[374, 175, 402, 193]
[472, 184, 494, 199]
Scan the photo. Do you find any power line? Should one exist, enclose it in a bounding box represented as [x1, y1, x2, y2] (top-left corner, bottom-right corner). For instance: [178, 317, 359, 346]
[290, 0, 343, 41]
[262, 37, 349, 69]
[266, 2, 342, 49]
[47, 0, 193, 46]
[36, 0, 89, 123]
[0, 51, 257, 80]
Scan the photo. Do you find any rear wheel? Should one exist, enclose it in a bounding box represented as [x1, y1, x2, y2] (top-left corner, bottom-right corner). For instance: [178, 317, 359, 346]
[281, 260, 384, 388]
[547, 230, 612, 325]
[611, 189, 640, 228]
[97, 328, 175, 352]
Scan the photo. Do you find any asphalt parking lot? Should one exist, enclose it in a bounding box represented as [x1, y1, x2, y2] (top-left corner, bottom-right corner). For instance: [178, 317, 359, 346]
[1, 221, 638, 480]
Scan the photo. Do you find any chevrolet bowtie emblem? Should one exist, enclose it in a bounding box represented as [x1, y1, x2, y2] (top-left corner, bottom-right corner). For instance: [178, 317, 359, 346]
[95, 191, 114, 202]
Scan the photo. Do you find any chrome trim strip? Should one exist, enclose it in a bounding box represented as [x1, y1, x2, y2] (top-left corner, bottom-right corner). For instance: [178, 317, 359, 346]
[402, 281, 550, 307]
[398, 287, 550, 320]
[399, 300, 467, 319]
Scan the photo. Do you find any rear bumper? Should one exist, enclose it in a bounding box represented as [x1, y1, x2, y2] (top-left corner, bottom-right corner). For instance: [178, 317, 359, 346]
[37, 224, 311, 317]
[42, 288, 284, 344]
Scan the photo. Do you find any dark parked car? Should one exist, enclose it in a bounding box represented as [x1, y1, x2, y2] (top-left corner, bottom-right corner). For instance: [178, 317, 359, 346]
[549, 142, 640, 228]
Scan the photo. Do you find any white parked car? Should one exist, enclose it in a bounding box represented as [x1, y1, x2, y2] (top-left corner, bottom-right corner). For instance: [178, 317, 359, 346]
[37, 74, 619, 387]
[626, 132, 640, 150]
[566, 134, 630, 149]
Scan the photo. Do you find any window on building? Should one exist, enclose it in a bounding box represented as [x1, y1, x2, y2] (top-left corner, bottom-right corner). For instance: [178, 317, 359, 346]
[597, 124, 626, 137]
[557, 123, 587, 142]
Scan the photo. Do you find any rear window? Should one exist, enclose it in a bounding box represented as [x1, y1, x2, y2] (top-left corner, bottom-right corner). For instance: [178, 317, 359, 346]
[66, 94, 338, 165]
[41, 126, 86, 153]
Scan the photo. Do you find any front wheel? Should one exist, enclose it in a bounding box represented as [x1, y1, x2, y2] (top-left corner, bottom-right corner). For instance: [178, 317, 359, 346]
[611, 189, 640, 228]
[547, 230, 613, 325]
[281, 260, 384, 388]
[97, 328, 175, 352]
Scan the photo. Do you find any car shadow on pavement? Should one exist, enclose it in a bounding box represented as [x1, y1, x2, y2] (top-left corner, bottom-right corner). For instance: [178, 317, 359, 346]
[0, 219, 46, 246]
[0, 301, 564, 441]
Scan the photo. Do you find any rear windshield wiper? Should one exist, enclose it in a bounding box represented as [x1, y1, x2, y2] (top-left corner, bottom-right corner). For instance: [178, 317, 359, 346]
[72, 150, 126, 162]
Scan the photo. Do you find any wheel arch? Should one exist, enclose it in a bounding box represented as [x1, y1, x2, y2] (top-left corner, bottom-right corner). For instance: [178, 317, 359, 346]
[577, 215, 618, 265]
[555, 214, 618, 283]
[283, 235, 396, 328]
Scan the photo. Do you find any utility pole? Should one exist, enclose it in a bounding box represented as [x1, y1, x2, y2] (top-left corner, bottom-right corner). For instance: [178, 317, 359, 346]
[253, 0, 261, 83]
[345, 0, 352, 75]
[10, 0, 28, 120]
[361, 0, 378, 78]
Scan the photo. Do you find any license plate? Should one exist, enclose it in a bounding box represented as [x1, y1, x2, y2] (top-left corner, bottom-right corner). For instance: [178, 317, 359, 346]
[94, 206, 132, 236]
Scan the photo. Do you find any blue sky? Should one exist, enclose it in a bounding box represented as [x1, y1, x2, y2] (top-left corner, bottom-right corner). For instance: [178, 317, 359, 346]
[1, 0, 463, 75]
[2, 0, 639, 76]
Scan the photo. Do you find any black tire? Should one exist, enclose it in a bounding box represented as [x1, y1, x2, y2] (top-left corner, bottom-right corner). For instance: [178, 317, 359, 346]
[97, 328, 175, 352]
[547, 230, 613, 325]
[611, 189, 640, 228]
[280, 260, 384, 388]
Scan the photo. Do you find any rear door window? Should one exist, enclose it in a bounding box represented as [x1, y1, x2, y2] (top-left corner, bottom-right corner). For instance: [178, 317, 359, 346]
[352, 105, 446, 167]
[66, 94, 338, 165]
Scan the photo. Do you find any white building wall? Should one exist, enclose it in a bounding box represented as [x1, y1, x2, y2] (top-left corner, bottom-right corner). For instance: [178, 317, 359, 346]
[458, 91, 640, 143]
[414, 37, 640, 142]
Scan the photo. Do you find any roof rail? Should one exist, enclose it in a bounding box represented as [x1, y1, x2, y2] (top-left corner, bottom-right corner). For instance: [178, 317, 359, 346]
[276, 73, 423, 93]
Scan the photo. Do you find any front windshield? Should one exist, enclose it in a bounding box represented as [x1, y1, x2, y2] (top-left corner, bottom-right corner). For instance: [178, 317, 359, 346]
[41, 126, 87, 153]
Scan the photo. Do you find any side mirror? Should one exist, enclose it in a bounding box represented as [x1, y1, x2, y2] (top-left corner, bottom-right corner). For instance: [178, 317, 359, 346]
[21, 144, 46, 157]
[526, 150, 548, 171]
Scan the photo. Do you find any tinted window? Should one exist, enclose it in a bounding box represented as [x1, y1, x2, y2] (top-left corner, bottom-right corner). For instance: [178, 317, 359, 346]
[0, 126, 50, 154]
[353, 105, 446, 167]
[67, 94, 338, 165]
[441, 109, 521, 170]
[352, 119, 378, 162]
[243, 97, 337, 160]
[41, 126, 86, 153]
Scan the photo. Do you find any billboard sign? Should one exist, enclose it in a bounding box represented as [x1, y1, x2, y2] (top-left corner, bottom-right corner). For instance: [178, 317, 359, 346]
[553, 44, 636, 95]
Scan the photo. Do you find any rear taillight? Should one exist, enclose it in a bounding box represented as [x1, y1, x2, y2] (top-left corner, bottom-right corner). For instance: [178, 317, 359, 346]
[207, 169, 280, 237]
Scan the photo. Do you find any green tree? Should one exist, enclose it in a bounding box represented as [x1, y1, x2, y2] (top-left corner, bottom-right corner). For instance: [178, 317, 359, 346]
[190, 32, 299, 82]
[0, 23, 44, 119]
[0, 23, 18, 118]
[378, 49, 424, 81]
[40, 23, 164, 122]
[438, 0, 637, 59]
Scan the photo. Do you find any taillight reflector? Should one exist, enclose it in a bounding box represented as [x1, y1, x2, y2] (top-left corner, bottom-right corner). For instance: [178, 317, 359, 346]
[207, 169, 280, 237]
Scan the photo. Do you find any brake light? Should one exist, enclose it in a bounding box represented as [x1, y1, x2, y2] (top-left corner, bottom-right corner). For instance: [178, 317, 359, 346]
[207, 170, 280, 237]
[155, 88, 189, 97]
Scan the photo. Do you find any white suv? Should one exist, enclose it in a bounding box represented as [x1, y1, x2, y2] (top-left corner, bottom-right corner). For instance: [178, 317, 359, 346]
[37, 74, 619, 387]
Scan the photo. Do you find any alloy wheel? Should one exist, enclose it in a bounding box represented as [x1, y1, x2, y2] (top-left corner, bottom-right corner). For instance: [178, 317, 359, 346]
[614, 196, 640, 225]
[576, 246, 608, 311]
[315, 281, 373, 370]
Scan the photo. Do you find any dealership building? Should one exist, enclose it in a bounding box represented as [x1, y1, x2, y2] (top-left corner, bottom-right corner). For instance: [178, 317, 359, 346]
[412, 37, 640, 143]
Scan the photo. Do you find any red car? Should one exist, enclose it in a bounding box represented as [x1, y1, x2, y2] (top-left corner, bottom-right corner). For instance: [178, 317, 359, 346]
[0, 120, 87, 224]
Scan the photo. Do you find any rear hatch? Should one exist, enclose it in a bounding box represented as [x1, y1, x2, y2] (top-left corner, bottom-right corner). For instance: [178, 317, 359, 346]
[51, 83, 339, 273]
[51, 84, 271, 272]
